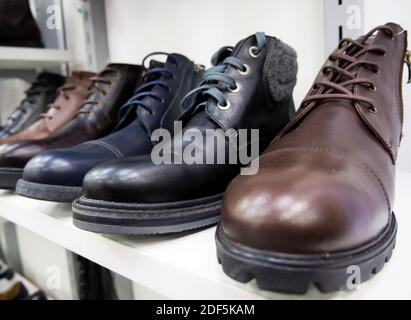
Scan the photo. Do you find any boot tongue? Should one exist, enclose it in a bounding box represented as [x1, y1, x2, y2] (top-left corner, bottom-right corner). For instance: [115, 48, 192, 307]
[149, 60, 164, 69]
[210, 46, 233, 66]
[231, 34, 258, 56]
[209, 35, 255, 65]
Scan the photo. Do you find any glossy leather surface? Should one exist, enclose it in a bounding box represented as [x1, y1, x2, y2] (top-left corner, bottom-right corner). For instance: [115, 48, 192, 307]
[0, 64, 143, 169]
[0, 71, 94, 144]
[22, 54, 201, 187]
[221, 23, 407, 254]
[0, 72, 65, 139]
[82, 35, 297, 203]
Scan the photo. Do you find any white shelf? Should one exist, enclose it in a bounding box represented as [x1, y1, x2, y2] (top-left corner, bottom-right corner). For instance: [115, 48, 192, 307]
[0, 172, 411, 300]
[0, 47, 71, 70]
[0, 259, 48, 299]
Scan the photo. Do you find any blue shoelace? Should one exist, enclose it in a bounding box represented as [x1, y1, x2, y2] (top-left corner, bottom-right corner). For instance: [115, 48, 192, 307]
[120, 52, 176, 115]
[181, 32, 266, 110]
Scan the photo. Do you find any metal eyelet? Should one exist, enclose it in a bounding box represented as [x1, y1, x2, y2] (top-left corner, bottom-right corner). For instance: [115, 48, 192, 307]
[249, 46, 260, 58]
[238, 64, 250, 76]
[228, 84, 240, 93]
[369, 84, 377, 92]
[217, 100, 231, 111]
[369, 106, 378, 114]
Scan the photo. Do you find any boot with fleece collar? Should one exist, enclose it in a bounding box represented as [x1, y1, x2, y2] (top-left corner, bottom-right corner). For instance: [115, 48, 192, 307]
[73, 33, 298, 235]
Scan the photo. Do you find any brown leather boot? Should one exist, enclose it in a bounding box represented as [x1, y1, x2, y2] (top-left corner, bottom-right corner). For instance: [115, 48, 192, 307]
[0, 0, 43, 47]
[217, 23, 409, 294]
[0, 71, 95, 144]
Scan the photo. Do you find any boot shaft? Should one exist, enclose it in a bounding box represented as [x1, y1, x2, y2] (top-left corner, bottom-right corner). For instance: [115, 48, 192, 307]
[274, 23, 408, 164]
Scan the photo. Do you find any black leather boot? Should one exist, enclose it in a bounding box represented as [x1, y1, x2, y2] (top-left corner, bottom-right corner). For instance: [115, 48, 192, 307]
[0, 72, 66, 139]
[0, 0, 43, 47]
[17, 53, 203, 202]
[72, 33, 298, 235]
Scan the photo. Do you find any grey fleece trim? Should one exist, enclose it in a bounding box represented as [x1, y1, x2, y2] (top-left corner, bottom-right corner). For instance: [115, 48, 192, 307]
[263, 38, 298, 103]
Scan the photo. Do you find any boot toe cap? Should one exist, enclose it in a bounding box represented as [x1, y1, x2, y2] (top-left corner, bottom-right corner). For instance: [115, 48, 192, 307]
[82, 157, 159, 202]
[0, 142, 33, 168]
[23, 150, 80, 186]
[23, 142, 122, 187]
[221, 161, 389, 254]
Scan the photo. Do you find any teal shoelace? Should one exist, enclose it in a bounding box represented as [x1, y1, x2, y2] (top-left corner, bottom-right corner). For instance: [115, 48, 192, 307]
[181, 32, 266, 110]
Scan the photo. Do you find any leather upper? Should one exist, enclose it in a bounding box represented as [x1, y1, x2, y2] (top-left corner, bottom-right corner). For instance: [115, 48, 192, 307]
[0, 64, 143, 169]
[22, 54, 202, 187]
[221, 23, 408, 254]
[81, 34, 297, 203]
[0, 72, 66, 139]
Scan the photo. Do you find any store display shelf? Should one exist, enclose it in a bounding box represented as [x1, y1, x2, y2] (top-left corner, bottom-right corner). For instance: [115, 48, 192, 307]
[0, 172, 411, 300]
[0, 47, 71, 70]
[0, 259, 50, 300]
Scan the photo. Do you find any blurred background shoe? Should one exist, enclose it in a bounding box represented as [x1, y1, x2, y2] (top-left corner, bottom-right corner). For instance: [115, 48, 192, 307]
[0, 72, 66, 139]
[0, 282, 29, 300]
[0, 0, 43, 48]
[0, 71, 95, 144]
[0, 268, 14, 281]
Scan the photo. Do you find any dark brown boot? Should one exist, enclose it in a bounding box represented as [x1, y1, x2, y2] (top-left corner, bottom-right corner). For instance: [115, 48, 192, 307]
[217, 23, 409, 294]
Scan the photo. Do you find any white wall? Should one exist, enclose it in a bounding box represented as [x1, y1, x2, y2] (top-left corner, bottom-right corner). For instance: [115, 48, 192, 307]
[104, 0, 325, 107]
[0, 79, 29, 125]
[363, 0, 411, 172]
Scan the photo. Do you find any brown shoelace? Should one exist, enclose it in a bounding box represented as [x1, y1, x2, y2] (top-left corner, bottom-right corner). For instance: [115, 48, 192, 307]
[78, 67, 118, 115]
[301, 25, 395, 114]
[39, 84, 77, 120]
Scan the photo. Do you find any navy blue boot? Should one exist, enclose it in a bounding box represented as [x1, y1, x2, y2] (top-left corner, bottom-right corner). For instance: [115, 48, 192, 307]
[16, 53, 204, 202]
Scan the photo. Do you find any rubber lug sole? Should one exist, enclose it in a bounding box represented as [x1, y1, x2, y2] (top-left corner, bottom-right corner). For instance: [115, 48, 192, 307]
[216, 213, 397, 294]
[0, 168, 23, 189]
[72, 194, 222, 235]
[16, 179, 82, 203]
